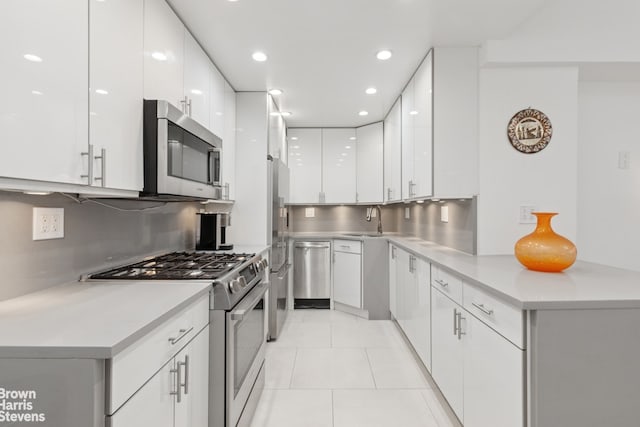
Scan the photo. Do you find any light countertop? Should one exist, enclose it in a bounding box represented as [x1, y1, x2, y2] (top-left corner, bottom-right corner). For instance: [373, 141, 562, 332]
[289, 232, 640, 310]
[0, 281, 211, 359]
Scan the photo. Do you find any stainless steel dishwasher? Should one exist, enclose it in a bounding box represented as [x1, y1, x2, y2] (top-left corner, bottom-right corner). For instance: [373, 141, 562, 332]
[293, 241, 331, 309]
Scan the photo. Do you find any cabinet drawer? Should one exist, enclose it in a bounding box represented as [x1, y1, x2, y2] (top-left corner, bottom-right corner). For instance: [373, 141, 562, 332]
[431, 265, 463, 305]
[333, 239, 362, 254]
[463, 284, 524, 349]
[107, 294, 209, 414]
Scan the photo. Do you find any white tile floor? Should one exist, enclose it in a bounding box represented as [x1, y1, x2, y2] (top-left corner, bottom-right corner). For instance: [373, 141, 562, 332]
[251, 309, 460, 427]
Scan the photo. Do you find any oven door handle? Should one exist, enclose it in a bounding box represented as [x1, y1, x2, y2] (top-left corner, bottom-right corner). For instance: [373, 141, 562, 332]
[230, 282, 269, 322]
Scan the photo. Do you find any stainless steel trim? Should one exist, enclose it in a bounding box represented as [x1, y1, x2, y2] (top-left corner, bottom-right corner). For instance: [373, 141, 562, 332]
[155, 100, 220, 149]
[94, 148, 106, 187]
[435, 278, 449, 288]
[170, 363, 182, 403]
[230, 282, 269, 321]
[81, 144, 94, 183]
[168, 327, 193, 345]
[295, 242, 331, 249]
[472, 302, 494, 316]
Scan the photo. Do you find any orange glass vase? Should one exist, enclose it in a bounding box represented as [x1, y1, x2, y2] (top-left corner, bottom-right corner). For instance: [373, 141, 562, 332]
[514, 212, 577, 272]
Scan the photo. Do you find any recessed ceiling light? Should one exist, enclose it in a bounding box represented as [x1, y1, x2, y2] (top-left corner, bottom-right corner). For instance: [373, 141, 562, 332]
[31, 90, 43, 95]
[23, 54, 42, 62]
[151, 51, 167, 61]
[269, 112, 281, 116]
[95, 89, 109, 95]
[376, 50, 392, 60]
[358, 111, 369, 116]
[280, 112, 292, 117]
[191, 89, 203, 95]
[269, 89, 283, 95]
[252, 51, 267, 62]
[365, 87, 377, 95]
[290, 137, 298, 141]
[292, 145, 300, 149]
[349, 136, 356, 141]
[409, 110, 418, 115]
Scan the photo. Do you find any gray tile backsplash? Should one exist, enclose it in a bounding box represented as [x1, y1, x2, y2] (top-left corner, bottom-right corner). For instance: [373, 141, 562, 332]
[0, 191, 201, 301]
[290, 198, 476, 254]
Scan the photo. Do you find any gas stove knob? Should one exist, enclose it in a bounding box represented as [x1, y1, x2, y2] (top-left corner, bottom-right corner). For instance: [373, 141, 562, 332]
[229, 279, 243, 294]
[238, 276, 248, 288]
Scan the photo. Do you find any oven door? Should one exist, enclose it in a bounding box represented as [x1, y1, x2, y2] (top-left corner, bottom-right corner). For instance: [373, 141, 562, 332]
[226, 281, 269, 427]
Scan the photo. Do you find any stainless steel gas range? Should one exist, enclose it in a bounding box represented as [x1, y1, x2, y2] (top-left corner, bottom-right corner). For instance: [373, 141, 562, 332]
[89, 251, 269, 427]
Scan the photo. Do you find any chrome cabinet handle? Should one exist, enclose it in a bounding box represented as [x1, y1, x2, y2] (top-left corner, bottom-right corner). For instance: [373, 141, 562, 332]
[391, 246, 396, 259]
[170, 362, 182, 403]
[435, 279, 448, 288]
[472, 302, 494, 316]
[81, 144, 94, 183]
[456, 311, 466, 340]
[168, 327, 193, 345]
[387, 188, 392, 201]
[178, 355, 189, 395]
[93, 148, 106, 187]
[224, 183, 230, 200]
[180, 96, 188, 113]
[187, 98, 192, 117]
[355, 192, 359, 203]
[453, 308, 458, 336]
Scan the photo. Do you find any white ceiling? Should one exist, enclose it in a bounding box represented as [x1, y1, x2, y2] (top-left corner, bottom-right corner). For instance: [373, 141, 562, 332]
[168, 0, 549, 127]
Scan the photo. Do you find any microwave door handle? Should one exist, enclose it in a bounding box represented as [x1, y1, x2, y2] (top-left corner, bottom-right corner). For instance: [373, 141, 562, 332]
[207, 149, 214, 185]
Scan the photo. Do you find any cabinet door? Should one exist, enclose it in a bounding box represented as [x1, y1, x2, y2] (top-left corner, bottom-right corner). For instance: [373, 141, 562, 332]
[383, 98, 402, 202]
[209, 64, 225, 138]
[175, 326, 210, 427]
[322, 128, 357, 204]
[395, 249, 410, 332]
[288, 129, 322, 204]
[463, 315, 523, 427]
[108, 360, 173, 427]
[356, 122, 383, 204]
[401, 79, 415, 200]
[222, 80, 235, 200]
[389, 245, 397, 318]
[143, 0, 184, 108]
[431, 287, 464, 421]
[411, 51, 433, 198]
[183, 31, 210, 127]
[0, 0, 88, 185]
[413, 258, 431, 371]
[90, 0, 143, 192]
[333, 251, 362, 308]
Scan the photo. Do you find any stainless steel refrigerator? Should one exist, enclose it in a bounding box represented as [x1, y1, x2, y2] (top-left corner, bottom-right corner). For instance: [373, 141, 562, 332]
[267, 157, 290, 340]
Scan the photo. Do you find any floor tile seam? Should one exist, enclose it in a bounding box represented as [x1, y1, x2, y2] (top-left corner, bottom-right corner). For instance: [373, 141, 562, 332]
[288, 347, 299, 389]
[364, 348, 379, 389]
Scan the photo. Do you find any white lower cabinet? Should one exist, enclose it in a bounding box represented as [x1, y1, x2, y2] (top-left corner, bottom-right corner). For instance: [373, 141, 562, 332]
[431, 278, 524, 427]
[174, 327, 210, 427]
[389, 244, 398, 318]
[333, 240, 362, 309]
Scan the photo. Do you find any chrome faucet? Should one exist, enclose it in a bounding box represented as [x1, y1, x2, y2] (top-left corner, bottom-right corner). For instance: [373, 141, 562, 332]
[366, 205, 383, 234]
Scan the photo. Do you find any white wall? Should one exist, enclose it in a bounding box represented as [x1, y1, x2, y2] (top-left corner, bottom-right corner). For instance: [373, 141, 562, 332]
[477, 67, 579, 255]
[228, 92, 270, 246]
[577, 82, 640, 271]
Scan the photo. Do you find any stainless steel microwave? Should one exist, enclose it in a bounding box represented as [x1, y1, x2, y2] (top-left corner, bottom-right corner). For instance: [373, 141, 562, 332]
[142, 99, 222, 200]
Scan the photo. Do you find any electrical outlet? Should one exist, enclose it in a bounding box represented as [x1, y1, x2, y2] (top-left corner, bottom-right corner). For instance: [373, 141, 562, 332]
[33, 208, 64, 240]
[519, 206, 536, 224]
[405, 207, 410, 219]
[440, 205, 449, 223]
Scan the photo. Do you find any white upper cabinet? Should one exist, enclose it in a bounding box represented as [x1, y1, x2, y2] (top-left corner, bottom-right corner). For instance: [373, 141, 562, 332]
[288, 129, 322, 204]
[0, 0, 88, 186]
[322, 128, 357, 204]
[183, 31, 210, 128]
[432, 47, 479, 198]
[89, 0, 144, 192]
[221, 80, 236, 200]
[143, 0, 184, 108]
[356, 122, 383, 204]
[209, 64, 226, 138]
[402, 51, 433, 200]
[383, 98, 402, 203]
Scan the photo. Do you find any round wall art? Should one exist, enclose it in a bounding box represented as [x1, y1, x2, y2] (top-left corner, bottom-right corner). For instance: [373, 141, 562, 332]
[507, 108, 552, 154]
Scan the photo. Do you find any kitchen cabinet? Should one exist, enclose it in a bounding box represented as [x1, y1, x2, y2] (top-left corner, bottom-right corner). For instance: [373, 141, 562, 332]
[143, 0, 184, 109]
[209, 64, 226, 138]
[221, 80, 236, 200]
[288, 128, 323, 204]
[356, 122, 384, 204]
[0, 0, 88, 186]
[404, 256, 431, 371]
[268, 96, 287, 160]
[383, 98, 402, 203]
[432, 47, 478, 198]
[183, 31, 211, 128]
[89, 0, 144, 192]
[401, 50, 433, 200]
[322, 128, 357, 204]
[389, 244, 398, 318]
[333, 239, 362, 309]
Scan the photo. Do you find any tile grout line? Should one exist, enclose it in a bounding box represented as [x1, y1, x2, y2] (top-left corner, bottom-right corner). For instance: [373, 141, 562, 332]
[288, 347, 299, 389]
[364, 348, 379, 389]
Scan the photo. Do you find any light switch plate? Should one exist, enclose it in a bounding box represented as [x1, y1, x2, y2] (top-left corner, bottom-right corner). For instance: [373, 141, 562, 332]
[440, 205, 449, 223]
[33, 207, 64, 240]
[305, 207, 315, 218]
[405, 207, 410, 219]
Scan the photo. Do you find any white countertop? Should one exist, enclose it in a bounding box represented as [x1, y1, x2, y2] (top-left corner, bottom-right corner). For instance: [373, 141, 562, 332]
[0, 281, 211, 359]
[289, 232, 640, 310]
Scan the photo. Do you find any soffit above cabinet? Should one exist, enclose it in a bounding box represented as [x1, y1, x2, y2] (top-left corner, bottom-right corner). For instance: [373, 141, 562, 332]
[167, 0, 549, 127]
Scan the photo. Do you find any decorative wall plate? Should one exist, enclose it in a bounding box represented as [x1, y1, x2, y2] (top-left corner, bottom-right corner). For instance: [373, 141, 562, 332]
[507, 108, 552, 154]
